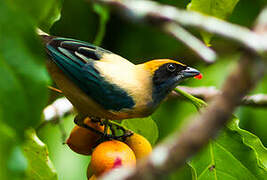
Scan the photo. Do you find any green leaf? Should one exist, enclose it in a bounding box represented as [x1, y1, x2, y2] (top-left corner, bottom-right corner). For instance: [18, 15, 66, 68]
[122, 117, 159, 146]
[228, 117, 267, 169]
[38, 115, 90, 180]
[7, 0, 63, 31]
[169, 163, 196, 180]
[187, 0, 240, 44]
[0, 0, 50, 135]
[237, 75, 267, 146]
[50, 0, 98, 43]
[0, 2, 52, 177]
[93, 4, 109, 46]
[0, 123, 17, 179]
[39, 0, 63, 32]
[23, 129, 58, 180]
[8, 146, 28, 175]
[173, 84, 266, 179]
[190, 118, 267, 179]
[174, 88, 207, 110]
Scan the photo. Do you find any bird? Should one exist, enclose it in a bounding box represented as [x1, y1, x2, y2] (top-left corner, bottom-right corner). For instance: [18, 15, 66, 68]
[43, 36, 200, 128]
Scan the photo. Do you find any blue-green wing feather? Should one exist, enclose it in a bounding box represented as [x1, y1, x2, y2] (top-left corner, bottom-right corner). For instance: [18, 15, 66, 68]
[46, 37, 135, 111]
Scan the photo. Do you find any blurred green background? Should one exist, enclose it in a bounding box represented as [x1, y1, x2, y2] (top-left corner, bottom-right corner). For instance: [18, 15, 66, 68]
[1, 0, 266, 179]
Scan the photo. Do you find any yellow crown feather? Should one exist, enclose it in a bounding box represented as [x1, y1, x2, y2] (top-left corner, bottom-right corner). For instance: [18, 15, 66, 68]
[143, 59, 185, 74]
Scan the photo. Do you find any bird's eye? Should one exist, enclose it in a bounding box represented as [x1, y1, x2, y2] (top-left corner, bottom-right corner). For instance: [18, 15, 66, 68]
[167, 64, 176, 72]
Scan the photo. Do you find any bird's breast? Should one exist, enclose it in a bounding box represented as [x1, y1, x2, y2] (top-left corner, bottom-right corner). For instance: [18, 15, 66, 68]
[94, 61, 154, 115]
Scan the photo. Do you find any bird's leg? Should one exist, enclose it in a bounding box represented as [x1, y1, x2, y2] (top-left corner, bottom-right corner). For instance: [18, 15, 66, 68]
[94, 119, 134, 144]
[74, 114, 104, 136]
[90, 117, 104, 126]
[112, 130, 133, 141]
[93, 119, 114, 146]
[103, 119, 109, 135]
[107, 121, 134, 140]
[108, 123, 117, 137]
[75, 115, 133, 144]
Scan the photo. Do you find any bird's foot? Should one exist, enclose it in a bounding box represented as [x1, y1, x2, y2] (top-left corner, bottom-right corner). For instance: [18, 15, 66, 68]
[90, 117, 104, 126]
[74, 114, 104, 136]
[89, 118, 132, 140]
[106, 121, 133, 141]
[94, 130, 133, 147]
[74, 115, 134, 146]
[111, 130, 133, 141]
[108, 120, 127, 133]
[93, 120, 133, 147]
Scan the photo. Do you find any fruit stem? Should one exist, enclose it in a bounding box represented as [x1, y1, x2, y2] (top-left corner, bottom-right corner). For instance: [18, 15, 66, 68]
[103, 119, 109, 135]
[109, 120, 129, 131]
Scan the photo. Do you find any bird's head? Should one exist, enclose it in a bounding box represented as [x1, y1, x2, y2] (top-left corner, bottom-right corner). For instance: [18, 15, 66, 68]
[143, 59, 200, 103]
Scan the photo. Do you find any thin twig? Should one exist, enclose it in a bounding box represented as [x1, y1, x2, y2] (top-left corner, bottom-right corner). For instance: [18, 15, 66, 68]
[163, 23, 216, 63]
[91, 0, 216, 63]
[171, 86, 267, 107]
[93, 0, 267, 56]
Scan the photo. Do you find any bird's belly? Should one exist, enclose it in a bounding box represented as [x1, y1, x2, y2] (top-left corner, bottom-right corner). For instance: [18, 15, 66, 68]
[46, 61, 114, 119]
[108, 102, 156, 120]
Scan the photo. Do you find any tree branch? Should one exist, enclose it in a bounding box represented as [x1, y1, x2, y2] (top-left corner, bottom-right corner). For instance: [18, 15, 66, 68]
[41, 87, 267, 126]
[93, 0, 267, 56]
[162, 23, 216, 63]
[171, 86, 267, 107]
[91, 0, 216, 63]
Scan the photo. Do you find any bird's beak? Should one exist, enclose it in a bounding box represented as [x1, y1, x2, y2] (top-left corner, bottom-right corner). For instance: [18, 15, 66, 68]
[181, 67, 200, 78]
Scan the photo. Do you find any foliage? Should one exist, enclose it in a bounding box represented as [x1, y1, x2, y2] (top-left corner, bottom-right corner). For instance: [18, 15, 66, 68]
[23, 129, 57, 180]
[0, 0, 60, 179]
[9, 0, 63, 31]
[190, 118, 267, 180]
[173, 85, 267, 179]
[0, 0, 267, 179]
[122, 117, 159, 146]
[187, 0, 240, 45]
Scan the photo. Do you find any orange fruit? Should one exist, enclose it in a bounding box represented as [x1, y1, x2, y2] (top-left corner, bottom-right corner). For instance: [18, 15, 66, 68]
[66, 117, 104, 155]
[90, 140, 136, 176]
[125, 133, 152, 160]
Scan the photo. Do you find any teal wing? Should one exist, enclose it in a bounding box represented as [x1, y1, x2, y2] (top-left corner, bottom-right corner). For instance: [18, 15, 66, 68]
[46, 37, 135, 111]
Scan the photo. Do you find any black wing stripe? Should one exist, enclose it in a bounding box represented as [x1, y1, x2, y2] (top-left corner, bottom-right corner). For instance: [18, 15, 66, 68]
[49, 38, 105, 62]
[57, 47, 85, 67]
[74, 52, 91, 63]
[78, 47, 101, 60]
[61, 40, 97, 49]
[60, 41, 80, 51]
[60, 41, 101, 61]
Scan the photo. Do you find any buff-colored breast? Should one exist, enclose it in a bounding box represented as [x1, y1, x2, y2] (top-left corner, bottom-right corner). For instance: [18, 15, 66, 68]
[46, 60, 119, 119]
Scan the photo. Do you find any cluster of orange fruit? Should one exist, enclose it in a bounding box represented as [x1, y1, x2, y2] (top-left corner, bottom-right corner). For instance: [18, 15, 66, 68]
[66, 117, 152, 179]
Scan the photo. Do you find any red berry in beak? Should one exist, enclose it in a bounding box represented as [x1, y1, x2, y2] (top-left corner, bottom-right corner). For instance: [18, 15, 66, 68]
[194, 73, 203, 80]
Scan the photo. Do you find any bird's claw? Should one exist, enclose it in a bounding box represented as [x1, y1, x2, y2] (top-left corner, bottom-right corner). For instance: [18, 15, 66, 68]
[74, 115, 134, 147]
[94, 130, 133, 148]
[91, 117, 104, 126]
